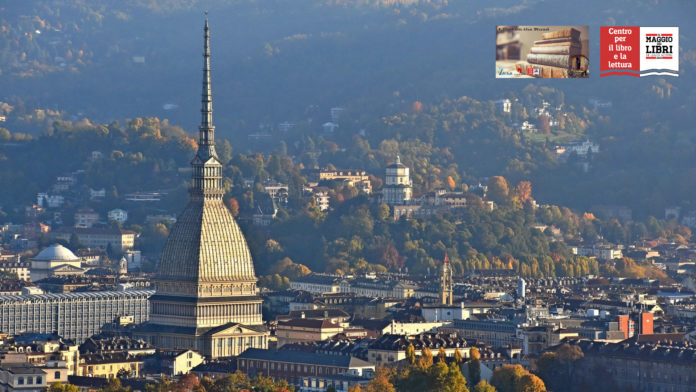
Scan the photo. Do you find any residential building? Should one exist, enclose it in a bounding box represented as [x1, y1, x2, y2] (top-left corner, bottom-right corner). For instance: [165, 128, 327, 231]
[311, 187, 331, 211]
[366, 333, 469, 367]
[442, 319, 521, 348]
[74, 208, 99, 229]
[291, 275, 343, 294]
[521, 326, 578, 355]
[236, 349, 373, 388]
[276, 319, 344, 347]
[344, 278, 416, 299]
[107, 209, 128, 225]
[263, 182, 289, 205]
[0, 364, 47, 392]
[421, 301, 496, 323]
[159, 350, 205, 376]
[276, 309, 351, 327]
[53, 228, 136, 252]
[571, 244, 623, 260]
[494, 99, 512, 113]
[36, 194, 64, 209]
[307, 169, 372, 195]
[0, 254, 30, 282]
[545, 339, 696, 392]
[78, 353, 144, 379]
[89, 189, 106, 200]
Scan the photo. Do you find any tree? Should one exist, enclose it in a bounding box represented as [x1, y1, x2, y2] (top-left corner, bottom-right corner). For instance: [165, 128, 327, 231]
[487, 176, 510, 204]
[515, 374, 546, 392]
[537, 344, 583, 390]
[417, 347, 433, 370]
[538, 114, 550, 134]
[468, 347, 481, 386]
[431, 362, 470, 392]
[473, 381, 497, 392]
[226, 197, 240, 216]
[101, 377, 131, 392]
[406, 344, 416, 365]
[447, 176, 456, 190]
[177, 373, 200, 391]
[515, 181, 532, 205]
[376, 203, 391, 221]
[438, 347, 447, 363]
[326, 385, 338, 392]
[117, 368, 130, 379]
[454, 348, 463, 364]
[349, 384, 363, 392]
[490, 364, 525, 392]
[48, 383, 80, 392]
[365, 367, 396, 392]
[68, 233, 83, 251]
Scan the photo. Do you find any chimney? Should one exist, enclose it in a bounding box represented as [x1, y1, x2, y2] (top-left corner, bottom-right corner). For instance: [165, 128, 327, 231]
[640, 312, 653, 335]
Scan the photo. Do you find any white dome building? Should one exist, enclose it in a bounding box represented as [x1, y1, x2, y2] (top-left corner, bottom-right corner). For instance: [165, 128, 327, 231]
[30, 244, 84, 282]
[382, 155, 412, 205]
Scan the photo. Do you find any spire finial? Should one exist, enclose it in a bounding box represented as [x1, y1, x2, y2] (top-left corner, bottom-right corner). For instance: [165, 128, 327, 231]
[443, 253, 450, 264]
[395, 154, 401, 165]
[199, 14, 215, 151]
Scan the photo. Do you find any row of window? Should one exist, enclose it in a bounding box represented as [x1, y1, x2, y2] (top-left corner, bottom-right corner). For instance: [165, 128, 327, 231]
[16, 376, 42, 386]
[241, 360, 343, 375]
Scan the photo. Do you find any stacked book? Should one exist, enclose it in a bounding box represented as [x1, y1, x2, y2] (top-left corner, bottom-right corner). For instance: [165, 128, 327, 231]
[517, 28, 582, 78]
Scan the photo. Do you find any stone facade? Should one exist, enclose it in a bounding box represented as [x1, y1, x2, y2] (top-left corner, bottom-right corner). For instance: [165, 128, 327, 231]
[134, 18, 267, 358]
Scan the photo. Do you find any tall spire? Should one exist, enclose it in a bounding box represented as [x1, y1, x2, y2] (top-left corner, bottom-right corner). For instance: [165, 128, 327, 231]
[190, 15, 223, 200]
[199, 13, 216, 156]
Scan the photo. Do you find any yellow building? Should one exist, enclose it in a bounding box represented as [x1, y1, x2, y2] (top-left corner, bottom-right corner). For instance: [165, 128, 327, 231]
[78, 353, 144, 379]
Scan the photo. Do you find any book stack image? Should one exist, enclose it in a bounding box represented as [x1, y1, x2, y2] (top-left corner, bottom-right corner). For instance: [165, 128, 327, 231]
[517, 28, 584, 78]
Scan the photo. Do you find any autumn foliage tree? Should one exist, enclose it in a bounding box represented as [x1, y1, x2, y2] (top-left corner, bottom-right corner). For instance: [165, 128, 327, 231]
[468, 347, 481, 386]
[487, 176, 510, 204]
[515, 181, 532, 205]
[365, 367, 396, 392]
[489, 365, 547, 392]
[472, 381, 497, 392]
[226, 197, 240, 216]
[447, 175, 456, 190]
[391, 346, 470, 392]
[515, 374, 546, 392]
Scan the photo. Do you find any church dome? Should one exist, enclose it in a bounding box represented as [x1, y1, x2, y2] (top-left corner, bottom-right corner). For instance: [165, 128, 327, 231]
[33, 244, 79, 261]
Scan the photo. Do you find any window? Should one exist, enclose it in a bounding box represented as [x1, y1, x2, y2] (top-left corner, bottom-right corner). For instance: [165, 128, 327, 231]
[36, 377, 42, 384]
[27, 377, 33, 385]
[55, 371, 60, 379]
[18, 377, 24, 385]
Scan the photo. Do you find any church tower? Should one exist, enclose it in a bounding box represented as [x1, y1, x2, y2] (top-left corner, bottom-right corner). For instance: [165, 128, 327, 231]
[382, 155, 412, 205]
[135, 17, 268, 358]
[440, 253, 453, 305]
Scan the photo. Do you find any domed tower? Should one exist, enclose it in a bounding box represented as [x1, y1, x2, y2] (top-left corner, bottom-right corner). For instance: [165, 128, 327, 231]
[382, 155, 412, 205]
[30, 244, 82, 281]
[135, 17, 267, 358]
